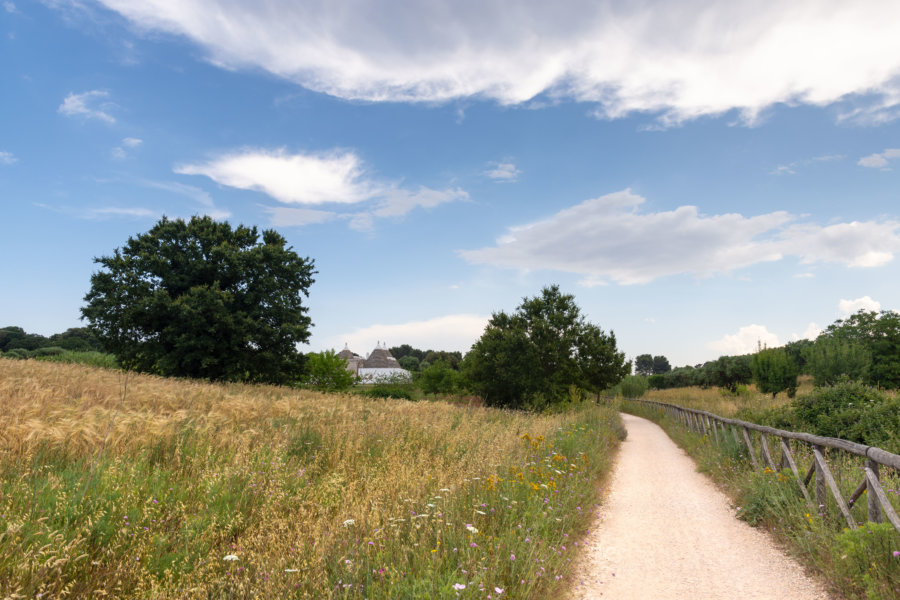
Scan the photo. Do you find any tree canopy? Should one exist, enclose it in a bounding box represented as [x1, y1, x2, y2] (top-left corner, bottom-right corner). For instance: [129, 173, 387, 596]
[81, 216, 315, 384]
[462, 286, 628, 409]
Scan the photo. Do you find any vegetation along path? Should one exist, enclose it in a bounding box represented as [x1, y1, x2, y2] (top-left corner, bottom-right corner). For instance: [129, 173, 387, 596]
[570, 413, 831, 599]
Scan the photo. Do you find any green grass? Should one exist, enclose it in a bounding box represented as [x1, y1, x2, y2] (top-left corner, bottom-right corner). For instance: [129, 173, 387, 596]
[1, 360, 622, 598]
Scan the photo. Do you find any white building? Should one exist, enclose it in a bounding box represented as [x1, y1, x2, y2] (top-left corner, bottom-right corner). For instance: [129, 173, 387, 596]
[338, 342, 411, 383]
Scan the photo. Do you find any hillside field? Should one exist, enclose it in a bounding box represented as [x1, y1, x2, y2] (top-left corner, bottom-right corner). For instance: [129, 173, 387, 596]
[0, 360, 622, 598]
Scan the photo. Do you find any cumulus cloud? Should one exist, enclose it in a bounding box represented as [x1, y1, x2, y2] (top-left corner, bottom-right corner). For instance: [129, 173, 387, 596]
[708, 324, 779, 356]
[858, 148, 900, 169]
[90, 0, 900, 125]
[485, 162, 521, 182]
[176, 149, 375, 205]
[0, 151, 17, 165]
[322, 314, 490, 355]
[461, 190, 900, 284]
[793, 322, 822, 341]
[178, 148, 465, 228]
[58, 90, 116, 124]
[839, 296, 881, 316]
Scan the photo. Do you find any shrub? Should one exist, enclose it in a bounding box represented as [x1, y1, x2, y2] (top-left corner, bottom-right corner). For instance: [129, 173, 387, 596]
[31, 346, 66, 357]
[615, 374, 648, 398]
[362, 382, 415, 401]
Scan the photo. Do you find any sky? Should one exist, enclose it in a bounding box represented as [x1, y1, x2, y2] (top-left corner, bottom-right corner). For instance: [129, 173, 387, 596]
[2, 0, 900, 367]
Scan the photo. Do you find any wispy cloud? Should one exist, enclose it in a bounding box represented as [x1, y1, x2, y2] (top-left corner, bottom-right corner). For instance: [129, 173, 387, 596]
[58, 90, 116, 124]
[484, 161, 521, 182]
[839, 295, 881, 316]
[770, 154, 843, 175]
[36, 202, 156, 220]
[460, 189, 900, 285]
[858, 148, 900, 169]
[0, 151, 17, 165]
[90, 0, 900, 125]
[4, 2, 17, 14]
[111, 137, 143, 160]
[138, 178, 230, 219]
[708, 324, 779, 355]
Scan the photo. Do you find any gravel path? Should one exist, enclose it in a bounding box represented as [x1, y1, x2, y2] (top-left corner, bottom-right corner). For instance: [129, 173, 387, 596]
[569, 413, 832, 599]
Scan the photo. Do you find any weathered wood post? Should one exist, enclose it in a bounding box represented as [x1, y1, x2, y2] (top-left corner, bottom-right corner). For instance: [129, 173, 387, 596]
[866, 459, 883, 524]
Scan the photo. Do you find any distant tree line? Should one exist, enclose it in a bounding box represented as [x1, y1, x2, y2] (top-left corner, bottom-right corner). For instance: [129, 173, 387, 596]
[644, 309, 900, 396]
[0, 326, 105, 355]
[388, 345, 463, 372]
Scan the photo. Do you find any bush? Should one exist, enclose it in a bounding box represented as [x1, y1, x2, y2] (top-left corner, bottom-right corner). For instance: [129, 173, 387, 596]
[615, 374, 648, 398]
[2, 348, 32, 360]
[743, 381, 900, 452]
[361, 382, 415, 401]
[31, 346, 66, 357]
[33, 351, 119, 369]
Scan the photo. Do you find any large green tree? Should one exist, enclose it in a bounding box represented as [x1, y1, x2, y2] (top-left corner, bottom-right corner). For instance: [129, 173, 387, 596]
[462, 286, 628, 409]
[82, 216, 315, 383]
[824, 310, 900, 388]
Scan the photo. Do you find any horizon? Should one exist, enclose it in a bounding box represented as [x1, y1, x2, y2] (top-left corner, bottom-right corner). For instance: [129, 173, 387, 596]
[2, 1, 900, 367]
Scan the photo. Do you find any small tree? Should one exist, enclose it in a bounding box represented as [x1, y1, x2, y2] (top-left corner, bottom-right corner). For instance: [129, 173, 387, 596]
[752, 347, 799, 398]
[303, 350, 356, 391]
[418, 360, 460, 396]
[634, 354, 654, 376]
[651, 355, 671, 375]
[462, 286, 628, 409]
[805, 336, 871, 386]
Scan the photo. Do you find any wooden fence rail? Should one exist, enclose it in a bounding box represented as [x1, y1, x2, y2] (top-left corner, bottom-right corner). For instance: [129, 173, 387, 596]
[621, 397, 900, 535]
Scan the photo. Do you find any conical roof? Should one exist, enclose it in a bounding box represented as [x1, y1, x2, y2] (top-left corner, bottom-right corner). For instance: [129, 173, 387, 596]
[363, 346, 400, 368]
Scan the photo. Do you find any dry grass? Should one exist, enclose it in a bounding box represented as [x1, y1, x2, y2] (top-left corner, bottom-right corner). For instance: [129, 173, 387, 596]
[0, 359, 620, 598]
[644, 377, 817, 418]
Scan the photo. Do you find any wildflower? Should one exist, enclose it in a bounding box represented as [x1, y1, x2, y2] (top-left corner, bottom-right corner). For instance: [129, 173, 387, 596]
[495, 587, 504, 594]
[894, 551, 900, 558]
[475, 510, 486, 515]
[343, 519, 355, 527]
[466, 524, 478, 533]
[223, 555, 239, 562]
[510, 553, 516, 561]
[453, 583, 466, 590]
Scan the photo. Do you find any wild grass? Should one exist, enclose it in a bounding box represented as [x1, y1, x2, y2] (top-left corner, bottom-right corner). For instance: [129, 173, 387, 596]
[644, 376, 817, 417]
[0, 360, 621, 598]
[623, 399, 900, 600]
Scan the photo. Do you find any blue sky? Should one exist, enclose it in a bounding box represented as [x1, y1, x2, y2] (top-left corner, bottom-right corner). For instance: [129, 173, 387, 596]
[2, 0, 900, 367]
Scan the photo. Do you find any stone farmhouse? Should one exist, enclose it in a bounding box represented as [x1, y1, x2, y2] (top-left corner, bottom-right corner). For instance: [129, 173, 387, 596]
[338, 342, 411, 382]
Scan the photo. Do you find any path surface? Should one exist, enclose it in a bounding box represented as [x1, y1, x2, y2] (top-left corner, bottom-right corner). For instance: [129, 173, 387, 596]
[570, 413, 831, 599]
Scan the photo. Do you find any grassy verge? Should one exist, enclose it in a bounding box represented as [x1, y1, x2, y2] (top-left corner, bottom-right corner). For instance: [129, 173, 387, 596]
[0, 360, 622, 598]
[622, 399, 900, 600]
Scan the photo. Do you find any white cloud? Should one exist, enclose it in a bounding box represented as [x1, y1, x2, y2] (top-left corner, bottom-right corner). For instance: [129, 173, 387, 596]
[176, 149, 377, 205]
[178, 148, 466, 228]
[793, 322, 822, 341]
[839, 295, 881, 316]
[708, 324, 779, 356]
[0, 151, 17, 165]
[58, 90, 116, 124]
[322, 314, 490, 354]
[485, 162, 521, 182]
[858, 148, 900, 169]
[92, 0, 900, 125]
[460, 189, 900, 284]
[37, 203, 156, 220]
[4, 2, 16, 14]
[371, 187, 468, 218]
[112, 137, 142, 160]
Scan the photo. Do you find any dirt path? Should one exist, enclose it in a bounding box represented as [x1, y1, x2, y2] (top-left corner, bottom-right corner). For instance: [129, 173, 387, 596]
[569, 413, 832, 599]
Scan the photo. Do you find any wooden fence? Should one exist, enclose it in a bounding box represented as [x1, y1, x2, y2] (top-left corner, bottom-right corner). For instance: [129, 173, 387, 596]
[622, 397, 900, 535]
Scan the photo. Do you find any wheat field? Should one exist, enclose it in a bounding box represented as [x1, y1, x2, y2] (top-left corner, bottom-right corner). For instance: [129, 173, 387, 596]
[0, 359, 621, 598]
